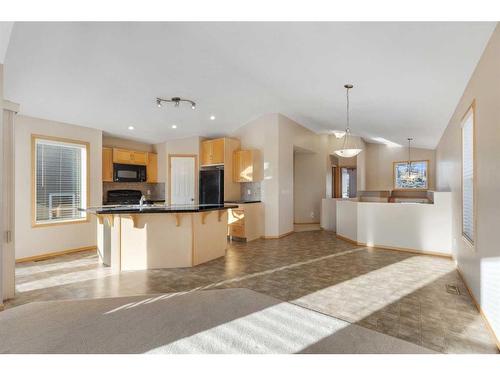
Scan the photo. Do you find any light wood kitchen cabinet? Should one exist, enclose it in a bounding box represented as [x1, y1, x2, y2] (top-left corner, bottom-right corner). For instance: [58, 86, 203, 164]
[147, 152, 158, 183]
[233, 149, 263, 182]
[102, 147, 114, 182]
[200, 138, 225, 166]
[112, 148, 147, 166]
[200, 137, 241, 201]
[227, 202, 264, 242]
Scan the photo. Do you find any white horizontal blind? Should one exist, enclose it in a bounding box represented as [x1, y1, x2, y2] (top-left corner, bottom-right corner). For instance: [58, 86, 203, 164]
[34, 138, 87, 224]
[462, 110, 474, 244]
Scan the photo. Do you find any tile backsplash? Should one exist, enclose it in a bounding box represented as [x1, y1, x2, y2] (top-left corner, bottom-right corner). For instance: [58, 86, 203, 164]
[103, 182, 165, 203]
[241, 182, 261, 201]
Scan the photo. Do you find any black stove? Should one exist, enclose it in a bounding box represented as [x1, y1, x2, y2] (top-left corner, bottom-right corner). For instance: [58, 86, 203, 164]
[106, 190, 143, 205]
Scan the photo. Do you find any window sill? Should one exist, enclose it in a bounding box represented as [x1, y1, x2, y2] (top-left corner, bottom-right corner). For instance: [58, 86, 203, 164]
[32, 217, 90, 228]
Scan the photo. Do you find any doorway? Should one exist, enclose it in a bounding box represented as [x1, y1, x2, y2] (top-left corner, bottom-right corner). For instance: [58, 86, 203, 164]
[168, 155, 197, 205]
[332, 166, 357, 198]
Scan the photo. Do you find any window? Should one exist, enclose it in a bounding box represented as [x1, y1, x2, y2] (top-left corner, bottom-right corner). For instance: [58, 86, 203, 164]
[393, 160, 428, 189]
[32, 135, 89, 226]
[462, 103, 475, 245]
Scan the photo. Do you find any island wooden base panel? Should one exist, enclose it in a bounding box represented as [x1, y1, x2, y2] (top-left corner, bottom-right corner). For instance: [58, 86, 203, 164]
[99, 210, 229, 271]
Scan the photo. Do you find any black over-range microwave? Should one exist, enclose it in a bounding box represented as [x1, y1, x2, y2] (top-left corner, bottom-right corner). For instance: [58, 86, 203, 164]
[113, 163, 147, 182]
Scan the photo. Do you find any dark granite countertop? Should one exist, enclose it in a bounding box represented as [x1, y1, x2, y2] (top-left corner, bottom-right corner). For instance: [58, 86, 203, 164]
[81, 204, 238, 215]
[223, 200, 262, 204]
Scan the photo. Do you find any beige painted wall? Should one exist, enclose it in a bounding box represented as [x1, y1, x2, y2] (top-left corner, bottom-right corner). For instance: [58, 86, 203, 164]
[365, 142, 436, 191]
[232, 114, 280, 236]
[279, 115, 329, 231]
[158, 136, 203, 204]
[436, 24, 500, 344]
[294, 150, 325, 223]
[14, 115, 103, 259]
[102, 135, 154, 152]
[0, 64, 3, 302]
[233, 113, 367, 234]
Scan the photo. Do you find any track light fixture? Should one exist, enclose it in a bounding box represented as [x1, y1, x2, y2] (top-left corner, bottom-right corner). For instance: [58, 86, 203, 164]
[156, 97, 196, 110]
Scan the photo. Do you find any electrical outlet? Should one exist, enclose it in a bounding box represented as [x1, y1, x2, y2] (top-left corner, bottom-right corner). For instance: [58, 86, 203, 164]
[310, 212, 315, 218]
[247, 189, 251, 195]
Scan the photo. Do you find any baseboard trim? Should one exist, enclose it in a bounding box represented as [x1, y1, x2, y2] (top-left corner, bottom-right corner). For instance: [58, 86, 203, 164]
[456, 266, 500, 352]
[262, 231, 294, 240]
[335, 234, 452, 259]
[16, 246, 97, 263]
[335, 234, 359, 245]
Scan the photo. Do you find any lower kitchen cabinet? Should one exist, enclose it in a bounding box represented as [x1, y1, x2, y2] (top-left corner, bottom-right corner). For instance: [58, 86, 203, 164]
[227, 202, 264, 241]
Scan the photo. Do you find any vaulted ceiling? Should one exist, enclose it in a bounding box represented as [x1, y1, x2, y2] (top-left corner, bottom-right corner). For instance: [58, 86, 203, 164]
[2, 22, 496, 148]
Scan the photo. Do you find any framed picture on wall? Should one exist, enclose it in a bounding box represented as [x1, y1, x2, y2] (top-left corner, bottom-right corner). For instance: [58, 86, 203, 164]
[393, 160, 429, 190]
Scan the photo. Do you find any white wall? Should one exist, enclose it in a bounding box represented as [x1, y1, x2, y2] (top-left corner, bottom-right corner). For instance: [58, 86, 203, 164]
[336, 193, 452, 255]
[436, 24, 500, 345]
[14, 115, 103, 259]
[365, 142, 436, 191]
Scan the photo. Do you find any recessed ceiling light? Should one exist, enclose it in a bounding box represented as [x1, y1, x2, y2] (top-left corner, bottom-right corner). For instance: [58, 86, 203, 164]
[210, 115, 216, 120]
[128, 126, 135, 130]
[171, 124, 177, 129]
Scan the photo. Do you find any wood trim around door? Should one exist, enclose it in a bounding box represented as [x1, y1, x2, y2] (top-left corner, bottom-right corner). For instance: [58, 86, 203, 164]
[167, 154, 198, 205]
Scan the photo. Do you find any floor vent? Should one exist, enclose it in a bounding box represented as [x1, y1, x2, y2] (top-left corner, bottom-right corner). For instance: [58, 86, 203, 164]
[446, 284, 461, 295]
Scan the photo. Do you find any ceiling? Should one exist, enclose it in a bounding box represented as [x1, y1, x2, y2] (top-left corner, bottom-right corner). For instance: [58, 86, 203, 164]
[2, 22, 496, 148]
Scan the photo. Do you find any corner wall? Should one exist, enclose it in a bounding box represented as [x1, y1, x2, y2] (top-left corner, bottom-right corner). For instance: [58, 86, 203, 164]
[435, 24, 500, 346]
[14, 115, 103, 260]
[0, 64, 3, 303]
[232, 114, 280, 236]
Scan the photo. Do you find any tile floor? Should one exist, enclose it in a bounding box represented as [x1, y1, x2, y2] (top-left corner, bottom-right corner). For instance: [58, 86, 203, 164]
[6, 230, 499, 354]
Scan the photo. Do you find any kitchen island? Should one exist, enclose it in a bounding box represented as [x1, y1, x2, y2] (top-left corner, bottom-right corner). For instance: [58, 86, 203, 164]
[85, 204, 237, 271]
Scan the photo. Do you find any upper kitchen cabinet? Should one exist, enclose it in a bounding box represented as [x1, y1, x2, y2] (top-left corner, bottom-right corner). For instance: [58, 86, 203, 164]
[102, 147, 113, 182]
[147, 152, 158, 183]
[233, 150, 263, 182]
[112, 148, 147, 165]
[200, 138, 226, 166]
[200, 137, 241, 201]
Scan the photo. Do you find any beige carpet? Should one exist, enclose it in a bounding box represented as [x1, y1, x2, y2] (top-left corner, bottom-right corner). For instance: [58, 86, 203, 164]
[0, 288, 435, 354]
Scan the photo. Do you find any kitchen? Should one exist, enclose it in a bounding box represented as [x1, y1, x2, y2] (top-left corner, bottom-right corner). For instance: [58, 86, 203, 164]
[94, 135, 264, 271]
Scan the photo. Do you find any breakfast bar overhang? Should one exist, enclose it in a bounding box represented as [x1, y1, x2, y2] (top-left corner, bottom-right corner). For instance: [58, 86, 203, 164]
[86, 204, 237, 271]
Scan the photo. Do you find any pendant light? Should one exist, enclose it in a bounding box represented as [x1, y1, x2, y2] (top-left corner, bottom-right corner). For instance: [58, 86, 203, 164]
[334, 84, 363, 158]
[401, 137, 417, 183]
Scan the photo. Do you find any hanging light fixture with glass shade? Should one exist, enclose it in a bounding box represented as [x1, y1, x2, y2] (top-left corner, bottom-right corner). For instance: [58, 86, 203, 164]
[400, 137, 418, 183]
[334, 84, 363, 158]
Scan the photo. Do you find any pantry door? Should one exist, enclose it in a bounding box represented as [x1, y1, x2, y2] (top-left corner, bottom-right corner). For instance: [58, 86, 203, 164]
[169, 155, 197, 205]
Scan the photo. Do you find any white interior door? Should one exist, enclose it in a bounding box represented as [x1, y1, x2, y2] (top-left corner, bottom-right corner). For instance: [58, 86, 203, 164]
[170, 156, 196, 205]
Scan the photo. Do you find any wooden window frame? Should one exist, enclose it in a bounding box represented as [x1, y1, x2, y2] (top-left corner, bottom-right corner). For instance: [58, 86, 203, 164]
[31, 134, 91, 228]
[461, 100, 476, 249]
[392, 159, 429, 191]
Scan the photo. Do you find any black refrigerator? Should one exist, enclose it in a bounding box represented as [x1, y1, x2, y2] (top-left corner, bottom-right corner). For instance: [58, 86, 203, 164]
[199, 168, 224, 205]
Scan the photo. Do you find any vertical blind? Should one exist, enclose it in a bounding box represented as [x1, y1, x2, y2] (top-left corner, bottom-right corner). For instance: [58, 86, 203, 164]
[34, 138, 88, 224]
[462, 110, 474, 244]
